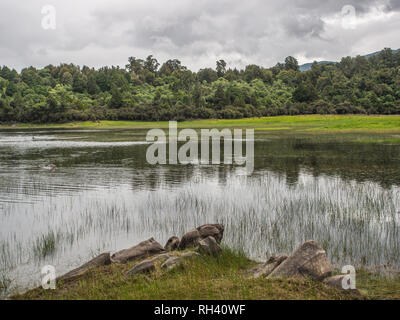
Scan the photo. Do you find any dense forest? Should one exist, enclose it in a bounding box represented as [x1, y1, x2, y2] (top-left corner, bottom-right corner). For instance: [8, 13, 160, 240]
[1, 48, 400, 123]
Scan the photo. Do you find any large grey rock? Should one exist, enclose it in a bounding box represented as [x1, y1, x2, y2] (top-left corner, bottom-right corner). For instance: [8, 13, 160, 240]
[165, 236, 180, 252]
[198, 236, 222, 256]
[178, 229, 201, 250]
[111, 238, 166, 264]
[126, 253, 171, 276]
[323, 275, 347, 290]
[58, 252, 111, 282]
[323, 275, 361, 295]
[196, 224, 224, 243]
[161, 256, 182, 271]
[180, 251, 201, 259]
[268, 241, 332, 281]
[248, 255, 288, 279]
[161, 252, 200, 271]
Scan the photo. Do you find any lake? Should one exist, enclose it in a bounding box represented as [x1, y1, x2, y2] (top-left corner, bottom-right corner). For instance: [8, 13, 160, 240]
[0, 128, 399, 296]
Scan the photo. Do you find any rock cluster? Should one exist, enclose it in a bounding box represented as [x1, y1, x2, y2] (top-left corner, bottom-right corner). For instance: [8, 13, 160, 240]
[57, 224, 224, 282]
[177, 224, 224, 251]
[247, 240, 360, 294]
[268, 240, 332, 281]
[55, 226, 359, 295]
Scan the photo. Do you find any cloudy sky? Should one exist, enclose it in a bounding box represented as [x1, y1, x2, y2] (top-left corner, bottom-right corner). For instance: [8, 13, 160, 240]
[1, 0, 400, 71]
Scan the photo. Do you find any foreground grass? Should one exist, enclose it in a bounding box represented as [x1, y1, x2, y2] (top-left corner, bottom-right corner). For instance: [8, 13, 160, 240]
[13, 249, 399, 300]
[1, 115, 400, 132]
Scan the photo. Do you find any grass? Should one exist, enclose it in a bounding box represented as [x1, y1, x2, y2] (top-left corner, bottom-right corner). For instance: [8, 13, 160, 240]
[1, 115, 400, 132]
[12, 248, 399, 300]
[0, 274, 12, 296]
[357, 270, 400, 300]
[33, 231, 57, 260]
[355, 136, 400, 144]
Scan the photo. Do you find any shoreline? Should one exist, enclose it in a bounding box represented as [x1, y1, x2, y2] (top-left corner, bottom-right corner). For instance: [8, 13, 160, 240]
[11, 248, 400, 300]
[10, 226, 400, 300]
[0, 115, 400, 132]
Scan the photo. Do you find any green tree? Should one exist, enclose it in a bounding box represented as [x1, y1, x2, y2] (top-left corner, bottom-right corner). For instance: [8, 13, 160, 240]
[87, 76, 99, 95]
[284, 56, 299, 72]
[109, 85, 123, 108]
[61, 72, 73, 86]
[72, 73, 87, 93]
[293, 82, 318, 102]
[216, 60, 227, 78]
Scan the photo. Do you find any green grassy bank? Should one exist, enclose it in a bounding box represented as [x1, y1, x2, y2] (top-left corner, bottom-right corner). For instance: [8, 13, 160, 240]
[13, 249, 400, 300]
[1, 115, 400, 132]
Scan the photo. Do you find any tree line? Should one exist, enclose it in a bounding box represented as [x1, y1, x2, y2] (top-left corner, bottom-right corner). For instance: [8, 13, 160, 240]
[1, 48, 400, 123]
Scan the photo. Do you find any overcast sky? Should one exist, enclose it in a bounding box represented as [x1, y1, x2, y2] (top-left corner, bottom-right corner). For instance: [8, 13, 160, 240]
[1, 0, 400, 71]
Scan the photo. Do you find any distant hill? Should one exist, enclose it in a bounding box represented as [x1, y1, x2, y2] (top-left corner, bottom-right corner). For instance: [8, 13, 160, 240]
[299, 61, 336, 72]
[299, 48, 400, 72]
[363, 48, 400, 59]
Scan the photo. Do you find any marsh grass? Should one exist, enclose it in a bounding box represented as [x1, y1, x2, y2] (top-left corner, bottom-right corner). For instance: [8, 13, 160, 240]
[0, 273, 12, 296]
[33, 231, 57, 260]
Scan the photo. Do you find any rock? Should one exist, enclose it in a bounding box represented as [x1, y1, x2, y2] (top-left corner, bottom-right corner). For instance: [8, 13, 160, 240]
[180, 251, 200, 259]
[323, 275, 346, 290]
[161, 256, 182, 271]
[165, 236, 180, 252]
[197, 224, 224, 243]
[177, 224, 225, 250]
[58, 252, 111, 282]
[268, 241, 332, 281]
[198, 236, 222, 256]
[126, 259, 156, 276]
[111, 238, 166, 264]
[178, 229, 201, 250]
[323, 275, 361, 295]
[248, 254, 288, 278]
[126, 253, 171, 276]
[161, 252, 201, 271]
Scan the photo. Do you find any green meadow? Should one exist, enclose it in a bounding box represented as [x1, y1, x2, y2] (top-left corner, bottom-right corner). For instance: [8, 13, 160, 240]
[2, 115, 400, 132]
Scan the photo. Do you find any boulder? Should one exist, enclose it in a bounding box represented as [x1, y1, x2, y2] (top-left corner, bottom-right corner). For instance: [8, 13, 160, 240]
[268, 241, 332, 281]
[323, 275, 361, 295]
[323, 275, 347, 290]
[178, 229, 201, 250]
[126, 253, 171, 276]
[58, 252, 111, 282]
[198, 236, 222, 256]
[111, 238, 166, 264]
[180, 251, 201, 259]
[165, 236, 180, 252]
[196, 224, 224, 243]
[248, 254, 288, 279]
[161, 256, 182, 271]
[161, 252, 200, 271]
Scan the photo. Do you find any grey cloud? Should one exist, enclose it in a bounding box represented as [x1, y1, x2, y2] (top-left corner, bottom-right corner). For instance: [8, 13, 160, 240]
[0, 0, 399, 71]
[282, 14, 325, 38]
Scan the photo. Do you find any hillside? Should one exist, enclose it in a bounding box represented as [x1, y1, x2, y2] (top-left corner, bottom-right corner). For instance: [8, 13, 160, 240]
[1, 47, 400, 124]
[299, 48, 400, 71]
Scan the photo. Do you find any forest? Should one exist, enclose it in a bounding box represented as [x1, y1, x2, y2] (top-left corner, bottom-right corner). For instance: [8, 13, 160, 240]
[0, 48, 400, 123]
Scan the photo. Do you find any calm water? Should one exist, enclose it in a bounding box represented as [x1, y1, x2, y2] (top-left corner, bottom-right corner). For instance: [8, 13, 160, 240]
[0, 128, 400, 296]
